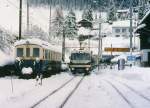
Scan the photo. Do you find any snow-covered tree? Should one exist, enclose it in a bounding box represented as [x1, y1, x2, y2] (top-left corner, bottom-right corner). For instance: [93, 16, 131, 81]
[82, 8, 93, 22]
[51, 6, 64, 39]
[23, 25, 48, 41]
[0, 28, 15, 53]
[64, 9, 77, 39]
[138, 6, 145, 20]
[107, 6, 117, 22]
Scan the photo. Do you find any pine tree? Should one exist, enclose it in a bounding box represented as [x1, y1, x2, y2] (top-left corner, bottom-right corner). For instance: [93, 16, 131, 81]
[64, 9, 77, 39]
[51, 6, 64, 39]
[138, 6, 145, 20]
[107, 6, 117, 22]
[138, 0, 147, 20]
[82, 8, 93, 22]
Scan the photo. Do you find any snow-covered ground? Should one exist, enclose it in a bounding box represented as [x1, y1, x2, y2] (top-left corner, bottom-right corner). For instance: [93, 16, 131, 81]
[1, 66, 150, 108]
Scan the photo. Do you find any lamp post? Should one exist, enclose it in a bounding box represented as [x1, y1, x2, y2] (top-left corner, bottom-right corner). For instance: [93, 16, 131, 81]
[129, 0, 133, 57]
[19, 0, 22, 40]
[27, 0, 29, 35]
[98, 13, 102, 71]
[49, 0, 52, 40]
[62, 26, 65, 62]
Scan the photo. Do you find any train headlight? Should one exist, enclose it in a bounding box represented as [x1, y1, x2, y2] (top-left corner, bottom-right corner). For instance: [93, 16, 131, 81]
[71, 68, 74, 70]
[16, 57, 21, 62]
[35, 57, 40, 63]
[86, 68, 89, 71]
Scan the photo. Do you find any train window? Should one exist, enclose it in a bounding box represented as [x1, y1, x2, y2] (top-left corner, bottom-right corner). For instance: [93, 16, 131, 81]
[49, 51, 51, 60]
[71, 53, 90, 60]
[33, 48, 39, 57]
[26, 48, 30, 57]
[17, 48, 23, 57]
[45, 50, 49, 59]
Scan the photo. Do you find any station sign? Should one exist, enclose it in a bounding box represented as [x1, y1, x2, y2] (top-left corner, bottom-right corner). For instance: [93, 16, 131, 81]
[127, 56, 136, 61]
[104, 47, 130, 52]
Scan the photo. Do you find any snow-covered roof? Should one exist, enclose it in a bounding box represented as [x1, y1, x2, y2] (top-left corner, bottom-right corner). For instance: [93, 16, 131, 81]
[117, 9, 129, 13]
[71, 49, 91, 54]
[134, 24, 146, 33]
[112, 20, 137, 28]
[14, 38, 62, 53]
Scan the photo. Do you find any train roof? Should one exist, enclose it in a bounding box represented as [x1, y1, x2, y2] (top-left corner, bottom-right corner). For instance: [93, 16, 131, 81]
[14, 38, 62, 53]
[71, 49, 91, 54]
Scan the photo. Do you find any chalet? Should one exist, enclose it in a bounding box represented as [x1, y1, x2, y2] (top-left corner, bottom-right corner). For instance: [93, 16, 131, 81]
[112, 20, 137, 38]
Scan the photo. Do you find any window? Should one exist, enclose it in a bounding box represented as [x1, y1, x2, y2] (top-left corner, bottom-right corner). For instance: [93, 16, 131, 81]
[122, 28, 126, 33]
[49, 51, 51, 60]
[115, 29, 120, 33]
[115, 35, 120, 37]
[26, 48, 30, 57]
[71, 53, 90, 60]
[17, 48, 23, 57]
[45, 50, 49, 59]
[33, 48, 39, 57]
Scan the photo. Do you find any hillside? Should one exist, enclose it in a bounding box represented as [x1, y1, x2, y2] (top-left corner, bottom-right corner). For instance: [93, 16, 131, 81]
[28, 0, 139, 10]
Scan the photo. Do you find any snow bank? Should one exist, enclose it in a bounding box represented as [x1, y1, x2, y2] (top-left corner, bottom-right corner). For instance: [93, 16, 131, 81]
[0, 50, 14, 67]
[111, 54, 127, 62]
[21, 67, 33, 74]
[111, 52, 141, 62]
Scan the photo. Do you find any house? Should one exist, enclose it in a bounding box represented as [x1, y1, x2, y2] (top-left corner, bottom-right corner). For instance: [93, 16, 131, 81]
[116, 9, 129, 20]
[112, 20, 137, 38]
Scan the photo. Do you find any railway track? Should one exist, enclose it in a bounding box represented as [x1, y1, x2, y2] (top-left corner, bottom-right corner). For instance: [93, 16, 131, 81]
[59, 76, 84, 108]
[30, 76, 84, 108]
[115, 79, 150, 102]
[104, 80, 134, 108]
[104, 79, 150, 108]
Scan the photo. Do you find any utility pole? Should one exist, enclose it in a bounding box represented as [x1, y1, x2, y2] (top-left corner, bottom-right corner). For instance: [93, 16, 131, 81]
[49, 0, 52, 40]
[129, 0, 133, 56]
[62, 27, 65, 62]
[98, 9, 102, 71]
[27, 0, 29, 35]
[19, 0, 22, 40]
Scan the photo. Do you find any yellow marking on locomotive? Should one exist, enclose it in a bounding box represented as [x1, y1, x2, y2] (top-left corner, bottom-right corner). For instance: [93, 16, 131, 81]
[69, 65, 91, 68]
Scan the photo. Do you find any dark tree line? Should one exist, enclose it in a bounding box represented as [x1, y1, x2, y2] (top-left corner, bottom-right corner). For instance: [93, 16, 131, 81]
[26, 0, 139, 10]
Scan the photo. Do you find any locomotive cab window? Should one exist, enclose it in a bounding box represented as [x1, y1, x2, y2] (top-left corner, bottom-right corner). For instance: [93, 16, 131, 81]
[71, 53, 90, 60]
[17, 48, 23, 57]
[33, 48, 39, 57]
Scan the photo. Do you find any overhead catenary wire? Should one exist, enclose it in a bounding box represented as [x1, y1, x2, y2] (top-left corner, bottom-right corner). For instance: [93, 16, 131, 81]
[5, 0, 48, 31]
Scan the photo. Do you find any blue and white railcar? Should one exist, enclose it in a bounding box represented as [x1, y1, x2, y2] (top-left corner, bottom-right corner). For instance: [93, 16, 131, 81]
[69, 49, 95, 75]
